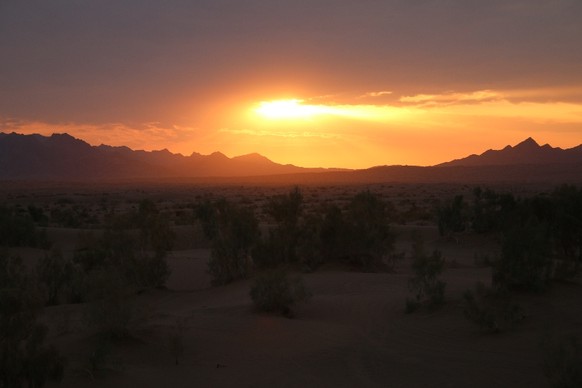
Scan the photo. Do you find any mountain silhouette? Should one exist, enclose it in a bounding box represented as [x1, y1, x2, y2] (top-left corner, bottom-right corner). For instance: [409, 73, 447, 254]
[1, 132, 581, 183]
[438, 137, 582, 167]
[0, 132, 327, 180]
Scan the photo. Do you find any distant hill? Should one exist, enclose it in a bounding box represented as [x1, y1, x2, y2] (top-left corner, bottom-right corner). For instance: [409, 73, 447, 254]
[438, 137, 582, 167]
[1, 132, 581, 184]
[0, 132, 329, 180]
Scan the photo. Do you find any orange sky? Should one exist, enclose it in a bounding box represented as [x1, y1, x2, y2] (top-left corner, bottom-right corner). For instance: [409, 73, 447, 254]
[1, 1, 582, 168]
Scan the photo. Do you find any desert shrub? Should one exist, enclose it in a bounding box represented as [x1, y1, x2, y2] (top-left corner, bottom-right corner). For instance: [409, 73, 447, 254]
[262, 187, 304, 266]
[36, 248, 74, 305]
[80, 335, 124, 380]
[406, 232, 446, 311]
[319, 204, 348, 262]
[541, 332, 582, 388]
[437, 195, 467, 237]
[27, 204, 49, 226]
[167, 319, 186, 366]
[0, 205, 49, 248]
[73, 206, 172, 291]
[250, 269, 311, 317]
[404, 297, 421, 314]
[494, 217, 553, 292]
[551, 185, 582, 280]
[0, 252, 65, 387]
[474, 252, 494, 267]
[462, 283, 523, 333]
[197, 199, 259, 285]
[84, 269, 134, 339]
[470, 187, 517, 234]
[136, 199, 175, 256]
[295, 213, 325, 272]
[343, 191, 394, 271]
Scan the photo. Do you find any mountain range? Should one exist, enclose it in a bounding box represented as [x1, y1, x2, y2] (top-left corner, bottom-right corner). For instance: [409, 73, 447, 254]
[1, 132, 581, 183]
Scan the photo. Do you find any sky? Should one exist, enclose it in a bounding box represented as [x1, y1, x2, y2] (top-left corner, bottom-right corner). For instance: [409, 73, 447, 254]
[1, 0, 582, 168]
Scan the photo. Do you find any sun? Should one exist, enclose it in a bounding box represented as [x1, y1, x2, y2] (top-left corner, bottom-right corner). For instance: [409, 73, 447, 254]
[255, 99, 323, 119]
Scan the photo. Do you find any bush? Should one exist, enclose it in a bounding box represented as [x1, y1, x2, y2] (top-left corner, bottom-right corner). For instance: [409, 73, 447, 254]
[343, 191, 394, 272]
[406, 232, 446, 311]
[197, 199, 259, 285]
[494, 218, 552, 292]
[462, 283, 523, 333]
[0, 252, 65, 387]
[84, 269, 134, 339]
[36, 248, 74, 305]
[541, 332, 582, 388]
[250, 269, 311, 317]
[167, 319, 186, 366]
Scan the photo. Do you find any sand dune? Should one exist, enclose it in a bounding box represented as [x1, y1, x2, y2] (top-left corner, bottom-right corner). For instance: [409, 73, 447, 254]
[38, 226, 580, 387]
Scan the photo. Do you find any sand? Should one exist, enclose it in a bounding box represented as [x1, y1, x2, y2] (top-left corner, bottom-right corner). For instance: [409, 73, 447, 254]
[33, 224, 581, 387]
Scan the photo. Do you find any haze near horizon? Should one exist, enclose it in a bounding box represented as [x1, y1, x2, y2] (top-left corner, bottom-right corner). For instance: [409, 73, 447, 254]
[1, 1, 581, 168]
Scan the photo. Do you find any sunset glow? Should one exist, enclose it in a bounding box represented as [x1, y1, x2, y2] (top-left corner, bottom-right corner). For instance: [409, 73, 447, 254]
[1, 1, 581, 169]
[255, 99, 322, 119]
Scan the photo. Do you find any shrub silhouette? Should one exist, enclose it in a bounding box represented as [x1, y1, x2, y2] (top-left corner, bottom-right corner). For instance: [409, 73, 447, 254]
[406, 232, 446, 312]
[167, 319, 186, 366]
[197, 198, 259, 285]
[437, 195, 467, 237]
[541, 332, 582, 388]
[0, 252, 65, 387]
[462, 283, 523, 333]
[36, 248, 73, 305]
[84, 269, 134, 339]
[261, 187, 304, 266]
[250, 269, 311, 317]
[494, 217, 552, 292]
[72, 202, 173, 293]
[316, 192, 394, 271]
[0, 205, 49, 248]
[343, 191, 394, 271]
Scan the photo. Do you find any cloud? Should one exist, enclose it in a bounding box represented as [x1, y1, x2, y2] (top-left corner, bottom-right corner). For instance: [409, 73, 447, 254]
[399, 90, 503, 106]
[358, 90, 393, 99]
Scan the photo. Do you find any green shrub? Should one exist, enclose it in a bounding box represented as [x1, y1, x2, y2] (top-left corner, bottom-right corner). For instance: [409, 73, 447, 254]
[250, 269, 311, 317]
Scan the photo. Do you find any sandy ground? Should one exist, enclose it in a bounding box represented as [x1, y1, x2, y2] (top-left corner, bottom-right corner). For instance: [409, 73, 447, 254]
[25, 224, 578, 387]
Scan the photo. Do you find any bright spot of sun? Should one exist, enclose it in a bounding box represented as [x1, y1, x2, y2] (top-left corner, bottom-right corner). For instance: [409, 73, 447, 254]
[253, 98, 404, 122]
[255, 99, 324, 119]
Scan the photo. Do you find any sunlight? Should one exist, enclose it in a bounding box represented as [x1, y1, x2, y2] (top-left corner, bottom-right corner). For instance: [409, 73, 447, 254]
[253, 98, 394, 121]
[255, 99, 323, 119]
